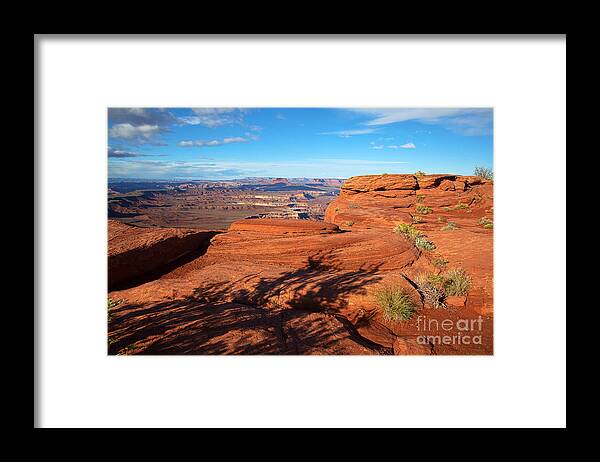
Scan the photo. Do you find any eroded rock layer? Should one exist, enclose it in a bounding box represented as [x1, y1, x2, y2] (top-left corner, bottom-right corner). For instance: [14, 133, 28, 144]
[108, 220, 217, 289]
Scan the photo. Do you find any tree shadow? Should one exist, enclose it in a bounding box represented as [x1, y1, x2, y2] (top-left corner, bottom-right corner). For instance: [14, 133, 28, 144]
[108, 253, 390, 355]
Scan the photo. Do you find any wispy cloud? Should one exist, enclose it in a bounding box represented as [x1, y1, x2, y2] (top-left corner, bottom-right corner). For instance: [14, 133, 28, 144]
[177, 136, 252, 148]
[108, 147, 143, 158]
[320, 128, 378, 137]
[180, 108, 247, 128]
[108, 147, 166, 158]
[388, 142, 416, 149]
[351, 108, 492, 136]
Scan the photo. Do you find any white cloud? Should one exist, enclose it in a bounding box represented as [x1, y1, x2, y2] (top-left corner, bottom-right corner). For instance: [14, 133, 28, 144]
[350, 108, 492, 136]
[177, 136, 250, 148]
[320, 128, 378, 137]
[108, 123, 165, 141]
[370, 144, 384, 150]
[181, 108, 246, 127]
[108, 147, 142, 158]
[387, 142, 416, 149]
[108, 108, 178, 127]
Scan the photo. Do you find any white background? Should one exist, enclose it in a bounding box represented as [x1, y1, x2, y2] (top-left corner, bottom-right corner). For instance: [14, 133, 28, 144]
[36, 36, 566, 428]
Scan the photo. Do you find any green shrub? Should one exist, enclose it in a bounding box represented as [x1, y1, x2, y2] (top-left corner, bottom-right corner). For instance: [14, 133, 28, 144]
[454, 203, 469, 210]
[443, 206, 451, 212]
[479, 217, 493, 229]
[415, 204, 433, 215]
[416, 269, 471, 305]
[414, 235, 436, 251]
[394, 223, 422, 240]
[345, 221, 354, 227]
[394, 223, 435, 250]
[348, 204, 360, 209]
[412, 215, 424, 224]
[415, 170, 426, 177]
[474, 166, 493, 181]
[374, 286, 417, 322]
[441, 221, 458, 231]
[444, 269, 471, 296]
[416, 194, 426, 203]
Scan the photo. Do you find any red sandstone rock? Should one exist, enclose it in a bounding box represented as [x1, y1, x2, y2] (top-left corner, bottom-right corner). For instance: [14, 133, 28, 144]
[342, 174, 418, 192]
[393, 337, 433, 355]
[108, 173, 494, 355]
[416, 174, 457, 189]
[108, 220, 216, 288]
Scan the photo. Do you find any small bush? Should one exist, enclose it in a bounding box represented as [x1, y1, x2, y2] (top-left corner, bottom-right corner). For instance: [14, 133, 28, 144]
[416, 274, 446, 309]
[474, 166, 493, 181]
[412, 215, 424, 224]
[415, 194, 425, 203]
[395, 223, 435, 251]
[479, 217, 493, 229]
[374, 286, 417, 322]
[443, 206, 451, 212]
[414, 235, 436, 251]
[415, 204, 433, 215]
[348, 204, 360, 209]
[433, 257, 449, 269]
[441, 221, 458, 231]
[394, 223, 423, 240]
[416, 269, 471, 306]
[454, 203, 469, 210]
[345, 221, 354, 227]
[415, 170, 426, 177]
[444, 269, 471, 296]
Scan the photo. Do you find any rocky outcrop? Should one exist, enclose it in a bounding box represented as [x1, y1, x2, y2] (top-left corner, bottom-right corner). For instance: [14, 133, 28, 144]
[108, 220, 217, 289]
[325, 173, 492, 230]
[342, 174, 419, 192]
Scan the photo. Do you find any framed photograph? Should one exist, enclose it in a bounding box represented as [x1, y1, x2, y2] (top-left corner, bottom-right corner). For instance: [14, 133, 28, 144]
[107, 107, 494, 356]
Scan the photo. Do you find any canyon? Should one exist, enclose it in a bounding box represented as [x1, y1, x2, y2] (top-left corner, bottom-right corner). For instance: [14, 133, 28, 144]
[108, 174, 493, 355]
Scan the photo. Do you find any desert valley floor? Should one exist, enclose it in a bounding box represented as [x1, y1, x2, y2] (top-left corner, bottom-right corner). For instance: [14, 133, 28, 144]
[108, 174, 493, 355]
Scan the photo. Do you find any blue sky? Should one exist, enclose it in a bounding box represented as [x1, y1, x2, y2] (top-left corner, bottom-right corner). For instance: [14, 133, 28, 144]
[108, 108, 493, 180]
